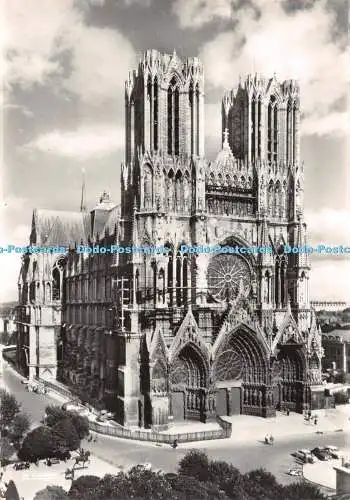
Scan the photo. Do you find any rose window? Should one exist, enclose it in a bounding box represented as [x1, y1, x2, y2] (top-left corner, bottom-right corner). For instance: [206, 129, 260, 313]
[207, 254, 251, 301]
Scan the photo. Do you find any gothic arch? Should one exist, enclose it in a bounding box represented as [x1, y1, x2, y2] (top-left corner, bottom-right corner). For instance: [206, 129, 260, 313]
[170, 342, 208, 389]
[214, 326, 268, 385]
[272, 346, 306, 410]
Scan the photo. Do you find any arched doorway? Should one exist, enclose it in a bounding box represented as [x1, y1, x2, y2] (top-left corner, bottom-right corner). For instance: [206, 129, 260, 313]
[214, 327, 269, 417]
[272, 346, 305, 412]
[170, 343, 208, 422]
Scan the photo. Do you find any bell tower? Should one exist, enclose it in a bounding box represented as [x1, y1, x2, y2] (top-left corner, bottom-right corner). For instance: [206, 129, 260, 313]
[125, 49, 205, 164]
[222, 75, 301, 166]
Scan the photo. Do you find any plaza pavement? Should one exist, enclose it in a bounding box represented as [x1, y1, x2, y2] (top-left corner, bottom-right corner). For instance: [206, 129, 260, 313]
[1, 453, 121, 500]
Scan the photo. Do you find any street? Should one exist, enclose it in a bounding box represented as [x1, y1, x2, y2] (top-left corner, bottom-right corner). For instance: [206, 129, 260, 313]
[2, 360, 349, 486]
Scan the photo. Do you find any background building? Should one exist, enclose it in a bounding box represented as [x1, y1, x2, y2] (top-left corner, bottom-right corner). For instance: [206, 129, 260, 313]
[16, 50, 323, 429]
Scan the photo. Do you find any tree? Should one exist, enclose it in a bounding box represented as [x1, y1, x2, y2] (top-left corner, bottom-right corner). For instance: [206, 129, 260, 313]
[45, 406, 89, 440]
[0, 437, 15, 465]
[178, 450, 210, 483]
[52, 418, 80, 451]
[126, 466, 173, 499]
[171, 474, 229, 499]
[241, 469, 283, 500]
[45, 406, 68, 427]
[66, 412, 89, 440]
[0, 390, 20, 431]
[10, 413, 31, 444]
[283, 483, 328, 500]
[18, 426, 60, 462]
[208, 461, 245, 499]
[69, 476, 100, 500]
[4, 480, 20, 500]
[34, 485, 69, 500]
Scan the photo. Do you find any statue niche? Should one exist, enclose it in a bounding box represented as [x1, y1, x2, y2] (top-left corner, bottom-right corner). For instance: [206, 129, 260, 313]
[143, 164, 153, 209]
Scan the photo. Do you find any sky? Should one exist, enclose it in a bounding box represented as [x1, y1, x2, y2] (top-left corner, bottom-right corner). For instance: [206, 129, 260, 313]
[1, 0, 349, 303]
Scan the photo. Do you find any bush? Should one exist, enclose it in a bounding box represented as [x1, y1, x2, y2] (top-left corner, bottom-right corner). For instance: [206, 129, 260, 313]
[52, 418, 80, 451]
[283, 482, 327, 499]
[18, 426, 60, 462]
[34, 485, 69, 500]
[178, 450, 210, 482]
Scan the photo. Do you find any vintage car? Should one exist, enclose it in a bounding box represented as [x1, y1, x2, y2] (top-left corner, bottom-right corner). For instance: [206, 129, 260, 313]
[293, 449, 316, 464]
[311, 447, 330, 461]
[324, 445, 342, 459]
[13, 462, 30, 470]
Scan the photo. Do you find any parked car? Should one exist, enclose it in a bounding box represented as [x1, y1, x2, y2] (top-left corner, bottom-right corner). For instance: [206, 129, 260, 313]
[311, 447, 330, 461]
[324, 445, 341, 459]
[293, 449, 316, 464]
[287, 468, 302, 476]
[13, 462, 30, 470]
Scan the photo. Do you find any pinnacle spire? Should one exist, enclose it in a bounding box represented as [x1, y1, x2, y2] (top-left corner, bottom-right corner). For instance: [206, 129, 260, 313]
[223, 128, 230, 149]
[80, 167, 86, 212]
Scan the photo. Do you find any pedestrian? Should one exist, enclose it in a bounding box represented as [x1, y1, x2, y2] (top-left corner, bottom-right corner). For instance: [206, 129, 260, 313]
[286, 408, 290, 416]
[314, 416, 318, 425]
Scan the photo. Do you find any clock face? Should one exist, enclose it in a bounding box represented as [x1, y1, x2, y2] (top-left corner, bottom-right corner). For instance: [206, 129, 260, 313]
[207, 253, 251, 301]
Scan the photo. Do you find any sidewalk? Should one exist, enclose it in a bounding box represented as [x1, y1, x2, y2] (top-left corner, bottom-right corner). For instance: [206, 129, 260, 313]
[221, 408, 350, 445]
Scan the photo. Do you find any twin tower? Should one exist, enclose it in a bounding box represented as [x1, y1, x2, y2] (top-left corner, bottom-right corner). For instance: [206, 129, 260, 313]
[124, 49, 301, 167]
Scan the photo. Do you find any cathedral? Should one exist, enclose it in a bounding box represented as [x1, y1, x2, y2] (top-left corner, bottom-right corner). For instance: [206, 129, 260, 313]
[15, 49, 324, 429]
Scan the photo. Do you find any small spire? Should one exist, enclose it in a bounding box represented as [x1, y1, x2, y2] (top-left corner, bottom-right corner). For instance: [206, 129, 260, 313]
[80, 167, 86, 212]
[223, 128, 230, 148]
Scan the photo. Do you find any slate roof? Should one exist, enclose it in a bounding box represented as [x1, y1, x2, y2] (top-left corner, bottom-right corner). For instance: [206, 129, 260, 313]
[33, 209, 87, 246]
[31, 194, 120, 246]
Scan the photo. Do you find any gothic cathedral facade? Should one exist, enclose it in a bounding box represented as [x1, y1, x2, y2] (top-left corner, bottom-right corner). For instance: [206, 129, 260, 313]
[16, 50, 323, 429]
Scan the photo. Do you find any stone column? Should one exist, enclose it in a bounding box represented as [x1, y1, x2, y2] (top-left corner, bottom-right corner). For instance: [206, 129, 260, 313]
[198, 90, 205, 157]
[123, 333, 142, 427]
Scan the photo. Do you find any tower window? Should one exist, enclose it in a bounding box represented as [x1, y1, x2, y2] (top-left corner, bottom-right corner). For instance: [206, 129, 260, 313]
[153, 77, 158, 150]
[167, 77, 180, 156]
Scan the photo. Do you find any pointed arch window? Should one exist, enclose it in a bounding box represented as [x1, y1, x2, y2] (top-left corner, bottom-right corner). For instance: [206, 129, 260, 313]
[165, 244, 173, 306]
[176, 250, 182, 306]
[195, 83, 200, 155]
[280, 257, 286, 307]
[182, 253, 188, 307]
[52, 258, 66, 301]
[268, 95, 278, 164]
[153, 77, 158, 150]
[189, 81, 194, 154]
[275, 259, 280, 308]
[167, 76, 180, 156]
[251, 99, 256, 161]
